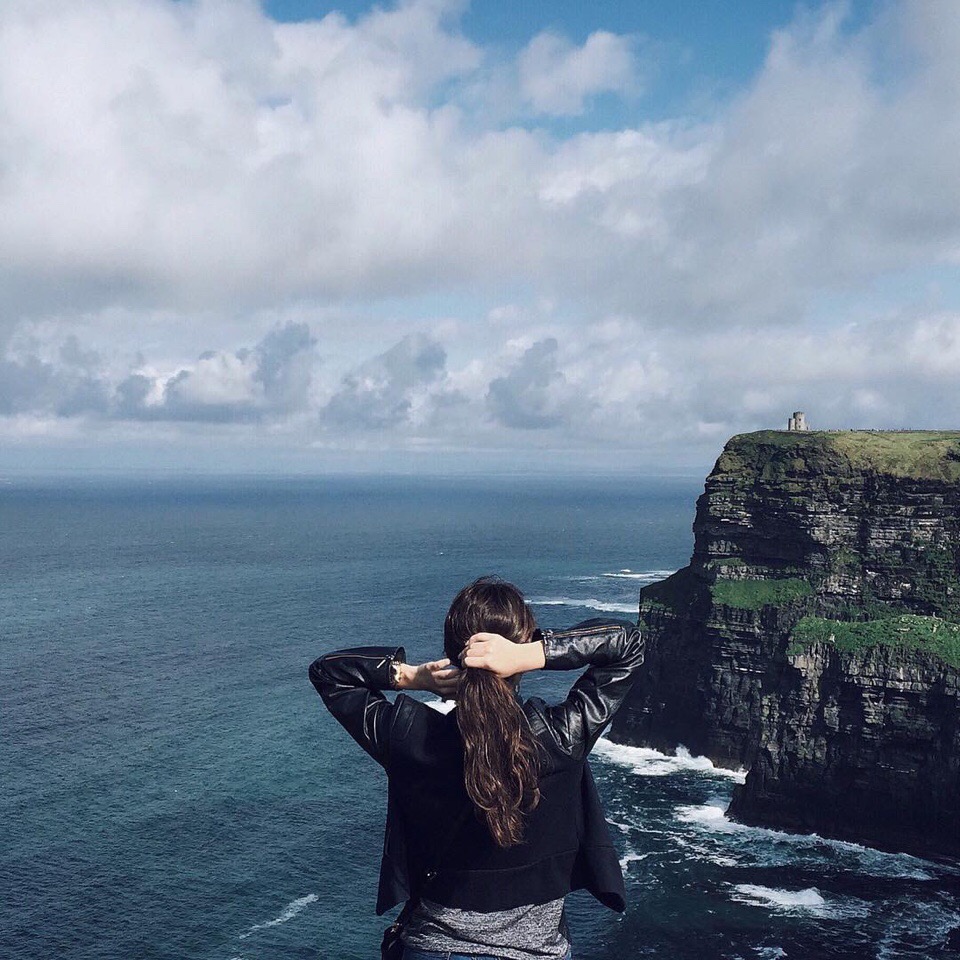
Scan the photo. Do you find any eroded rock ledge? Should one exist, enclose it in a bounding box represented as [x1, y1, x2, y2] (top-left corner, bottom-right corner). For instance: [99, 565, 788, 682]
[610, 430, 960, 860]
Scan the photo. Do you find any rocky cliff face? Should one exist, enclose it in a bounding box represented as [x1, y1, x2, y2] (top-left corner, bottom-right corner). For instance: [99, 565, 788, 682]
[725, 640, 959, 860]
[610, 430, 960, 859]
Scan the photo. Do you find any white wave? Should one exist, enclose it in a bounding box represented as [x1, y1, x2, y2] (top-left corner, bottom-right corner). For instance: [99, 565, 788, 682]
[674, 834, 742, 866]
[569, 569, 675, 583]
[730, 884, 870, 920]
[602, 569, 676, 581]
[619, 849, 653, 870]
[711, 854, 739, 867]
[529, 596, 637, 614]
[239, 894, 318, 940]
[675, 801, 741, 832]
[729, 884, 829, 915]
[674, 803, 947, 881]
[707, 851, 740, 867]
[593, 738, 747, 782]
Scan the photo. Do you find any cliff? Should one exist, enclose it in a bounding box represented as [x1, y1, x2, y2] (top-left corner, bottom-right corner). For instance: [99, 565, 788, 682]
[610, 430, 960, 859]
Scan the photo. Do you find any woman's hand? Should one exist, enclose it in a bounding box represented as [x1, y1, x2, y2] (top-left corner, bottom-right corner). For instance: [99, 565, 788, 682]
[397, 659, 461, 697]
[460, 632, 546, 679]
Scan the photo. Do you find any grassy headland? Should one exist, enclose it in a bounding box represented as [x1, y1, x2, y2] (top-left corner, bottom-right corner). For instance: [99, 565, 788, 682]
[716, 430, 960, 482]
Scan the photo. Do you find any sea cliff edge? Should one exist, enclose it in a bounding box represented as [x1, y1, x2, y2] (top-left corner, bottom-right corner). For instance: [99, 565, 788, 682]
[610, 430, 960, 860]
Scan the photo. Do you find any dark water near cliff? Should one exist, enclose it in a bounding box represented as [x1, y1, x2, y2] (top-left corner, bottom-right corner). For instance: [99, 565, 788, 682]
[3, 475, 959, 960]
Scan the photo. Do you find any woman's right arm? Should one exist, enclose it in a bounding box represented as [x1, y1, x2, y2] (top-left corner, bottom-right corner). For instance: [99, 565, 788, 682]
[309, 648, 459, 766]
[308, 647, 405, 766]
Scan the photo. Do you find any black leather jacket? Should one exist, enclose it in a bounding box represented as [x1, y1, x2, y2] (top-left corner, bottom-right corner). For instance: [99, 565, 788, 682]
[309, 618, 644, 915]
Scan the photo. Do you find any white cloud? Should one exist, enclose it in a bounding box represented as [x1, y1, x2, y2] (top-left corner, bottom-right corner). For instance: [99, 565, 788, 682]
[3, 0, 960, 327]
[487, 338, 579, 429]
[5, 305, 960, 464]
[322, 333, 448, 430]
[0, 320, 315, 424]
[147, 320, 316, 421]
[0, 0, 490, 311]
[2, 0, 960, 467]
[517, 30, 640, 116]
[167, 352, 259, 408]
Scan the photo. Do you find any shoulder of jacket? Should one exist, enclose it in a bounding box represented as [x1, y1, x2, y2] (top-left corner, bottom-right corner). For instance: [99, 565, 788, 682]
[523, 697, 566, 754]
[524, 696, 595, 766]
[390, 694, 455, 738]
[523, 696, 547, 729]
[389, 693, 417, 742]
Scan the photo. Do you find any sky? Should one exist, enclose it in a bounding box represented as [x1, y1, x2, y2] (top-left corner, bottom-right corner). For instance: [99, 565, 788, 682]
[2, 0, 960, 475]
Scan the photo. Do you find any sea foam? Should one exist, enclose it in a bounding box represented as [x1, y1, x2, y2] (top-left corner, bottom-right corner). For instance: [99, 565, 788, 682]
[570, 569, 676, 582]
[529, 596, 638, 614]
[602, 569, 676, 580]
[593, 738, 747, 781]
[730, 884, 871, 920]
[673, 801, 944, 880]
[619, 848, 653, 870]
[239, 894, 318, 940]
[730, 884, 830, 914]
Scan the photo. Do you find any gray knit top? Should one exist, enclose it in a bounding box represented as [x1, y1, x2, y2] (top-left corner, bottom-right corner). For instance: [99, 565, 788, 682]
[401, 896, 570, 959]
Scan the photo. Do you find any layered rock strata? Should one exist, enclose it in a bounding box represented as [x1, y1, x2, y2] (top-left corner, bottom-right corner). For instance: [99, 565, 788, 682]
[610, 430, 960, 859]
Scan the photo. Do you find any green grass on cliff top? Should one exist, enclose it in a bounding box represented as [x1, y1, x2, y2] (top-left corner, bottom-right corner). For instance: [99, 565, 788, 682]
[723, 430, 960, 481]
[788, 614, 960, 668]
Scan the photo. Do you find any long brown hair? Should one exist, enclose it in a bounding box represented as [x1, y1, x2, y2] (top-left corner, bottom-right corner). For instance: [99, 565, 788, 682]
[444, 576, 541, 848]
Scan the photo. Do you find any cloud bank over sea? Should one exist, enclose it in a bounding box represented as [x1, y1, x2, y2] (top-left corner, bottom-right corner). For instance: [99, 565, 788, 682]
[2, 0, 960, 470]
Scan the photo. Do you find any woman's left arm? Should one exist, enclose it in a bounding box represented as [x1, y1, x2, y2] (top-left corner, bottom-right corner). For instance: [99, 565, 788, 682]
[308, 648, 459, 766]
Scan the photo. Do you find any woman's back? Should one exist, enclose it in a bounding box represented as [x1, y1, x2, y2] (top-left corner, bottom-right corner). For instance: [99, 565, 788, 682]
[309, 577, 645, 958]
[384, 697, 597, 906]
[389, 699, 579, 960]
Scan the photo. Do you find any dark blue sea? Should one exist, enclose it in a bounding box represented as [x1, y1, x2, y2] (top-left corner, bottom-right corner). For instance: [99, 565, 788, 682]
[3, 475, 959, 960]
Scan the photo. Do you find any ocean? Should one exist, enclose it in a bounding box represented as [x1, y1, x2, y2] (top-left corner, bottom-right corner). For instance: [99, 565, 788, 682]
[2, 474, 958, 960]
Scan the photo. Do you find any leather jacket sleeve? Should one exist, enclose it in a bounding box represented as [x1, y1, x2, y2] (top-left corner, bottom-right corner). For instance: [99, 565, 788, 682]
[529, 618, 644, 760]
[308, 645, 405, 767]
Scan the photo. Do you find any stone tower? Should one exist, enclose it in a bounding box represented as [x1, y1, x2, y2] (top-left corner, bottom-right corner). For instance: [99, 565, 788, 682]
[787, 411, 808, 431]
